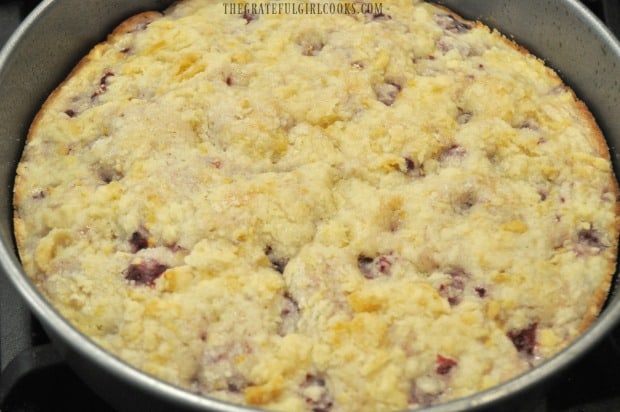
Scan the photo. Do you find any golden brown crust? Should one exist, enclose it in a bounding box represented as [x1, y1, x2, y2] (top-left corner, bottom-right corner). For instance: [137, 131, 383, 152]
[110, 11, 163, 37]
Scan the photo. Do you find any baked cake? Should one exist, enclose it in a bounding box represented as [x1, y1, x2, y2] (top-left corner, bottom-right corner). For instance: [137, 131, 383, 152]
[13, 0, 620, 411]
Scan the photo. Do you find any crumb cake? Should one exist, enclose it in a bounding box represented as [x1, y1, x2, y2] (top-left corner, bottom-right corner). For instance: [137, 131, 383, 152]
[13, 0, 620, 411]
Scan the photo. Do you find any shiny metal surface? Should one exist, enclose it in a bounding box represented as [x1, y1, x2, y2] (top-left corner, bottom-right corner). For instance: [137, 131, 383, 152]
[0, 1, 618, 411]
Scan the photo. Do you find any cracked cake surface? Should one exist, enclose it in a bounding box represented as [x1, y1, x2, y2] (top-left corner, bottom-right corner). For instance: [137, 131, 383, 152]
[13, 0, 620, 411]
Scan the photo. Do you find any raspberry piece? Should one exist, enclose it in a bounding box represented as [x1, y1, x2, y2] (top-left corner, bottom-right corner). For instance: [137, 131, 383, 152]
[129, 230, 149, 253]
[91, 71, 115, 98]
[242, 12, 258, 24]
[575, 226, 607, 256]
[357, 253, 394, 279]
[403, 157, 424, 177]
[508, 323, 537, 356]
[436, 354, 458, 375]
[301, 374, 333, 412]
[357, 255, 374, 273]
[125, 259, 168, 286]
[265, 245, 288, 274]
[578, 227, 605, 249]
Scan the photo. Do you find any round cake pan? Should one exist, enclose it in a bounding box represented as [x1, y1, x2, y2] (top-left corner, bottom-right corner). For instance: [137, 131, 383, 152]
[0, 1, 619, 411]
